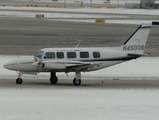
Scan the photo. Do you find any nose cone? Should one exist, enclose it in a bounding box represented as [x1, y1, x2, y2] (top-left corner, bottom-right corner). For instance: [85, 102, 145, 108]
[4, 56, 35, 71]
[3, 60, 17, 70]
[3, 63, 8, 69]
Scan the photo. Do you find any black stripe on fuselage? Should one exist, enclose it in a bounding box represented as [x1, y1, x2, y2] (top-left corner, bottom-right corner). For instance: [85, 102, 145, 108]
[123, 25, 151, 45]
[79, 56, 138, 62]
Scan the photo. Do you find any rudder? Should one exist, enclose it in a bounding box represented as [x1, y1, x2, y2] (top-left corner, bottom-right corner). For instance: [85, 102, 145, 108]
[122, 23, 151, 54]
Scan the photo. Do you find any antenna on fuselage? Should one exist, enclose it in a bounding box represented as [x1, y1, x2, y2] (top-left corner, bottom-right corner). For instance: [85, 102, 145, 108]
[75, 40, 81, 48]
[75, 43, 80, 48]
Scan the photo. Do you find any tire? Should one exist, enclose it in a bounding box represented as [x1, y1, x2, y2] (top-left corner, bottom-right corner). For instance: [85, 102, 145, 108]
[73, 78, 81, 86]
[50, 76, 58, 84]
[16, 78, 23, 84]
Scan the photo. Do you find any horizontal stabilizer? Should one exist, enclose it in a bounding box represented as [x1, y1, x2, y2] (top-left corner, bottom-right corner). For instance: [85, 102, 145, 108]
[127, 53, 149, 57]
[152, 21, 159, 25]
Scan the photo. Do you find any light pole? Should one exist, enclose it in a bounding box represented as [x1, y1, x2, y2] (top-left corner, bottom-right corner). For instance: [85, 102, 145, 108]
[118, 0, 119, 9]
[64, 0, 66, 8]
[90, 0, 92, 8]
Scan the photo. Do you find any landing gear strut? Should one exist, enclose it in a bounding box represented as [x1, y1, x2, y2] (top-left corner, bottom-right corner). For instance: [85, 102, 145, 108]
[73, 71, 81, 86]
[16, 71, 23, 84]
[50, 72, 58, 84]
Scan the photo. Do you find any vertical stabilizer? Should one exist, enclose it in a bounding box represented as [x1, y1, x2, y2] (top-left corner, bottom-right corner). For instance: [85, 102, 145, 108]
[121, 23, 151, 54]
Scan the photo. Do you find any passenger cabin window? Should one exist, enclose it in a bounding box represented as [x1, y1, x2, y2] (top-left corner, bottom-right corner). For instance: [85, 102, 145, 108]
[34, 51, 44, 59]
[93, 52, 100, 58]
[67, 52, 76, 58]
[57, 52, 64, 59]
[80, 51, 89, 58]
[44, 52, 55, 59]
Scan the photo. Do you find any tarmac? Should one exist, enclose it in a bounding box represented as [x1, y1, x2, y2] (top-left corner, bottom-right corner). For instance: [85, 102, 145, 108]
[1, 79, 159, 89]
[0, 17, 159, 55]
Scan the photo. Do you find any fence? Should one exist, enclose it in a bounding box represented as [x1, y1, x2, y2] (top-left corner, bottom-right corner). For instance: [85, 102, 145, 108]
[125, 2, 140, 9]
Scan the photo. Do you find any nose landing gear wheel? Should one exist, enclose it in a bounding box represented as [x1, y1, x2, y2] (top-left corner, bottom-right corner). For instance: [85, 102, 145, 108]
[73, 78, 81, 86]
[16, 78, 23, 84]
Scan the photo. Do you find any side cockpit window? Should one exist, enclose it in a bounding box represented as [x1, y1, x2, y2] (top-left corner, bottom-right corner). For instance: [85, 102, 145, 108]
[44, 52, 55, 59]
[34, 51, 44, 59]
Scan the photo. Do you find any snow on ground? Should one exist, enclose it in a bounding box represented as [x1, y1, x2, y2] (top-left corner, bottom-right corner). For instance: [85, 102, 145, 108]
[0, 10, 128, 19]
[2, 6, 159, 15]
[0, 7, 158, 24]
[1, 56, 159, 120]
[0, 89, 159, 120]
[1, 4, 159, 120]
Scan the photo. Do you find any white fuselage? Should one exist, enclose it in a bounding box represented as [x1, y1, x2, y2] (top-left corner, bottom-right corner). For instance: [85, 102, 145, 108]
[4, 47, 137, 73]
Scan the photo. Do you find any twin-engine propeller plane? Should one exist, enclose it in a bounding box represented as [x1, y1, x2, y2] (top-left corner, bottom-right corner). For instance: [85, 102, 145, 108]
[4, 23, 151, 85]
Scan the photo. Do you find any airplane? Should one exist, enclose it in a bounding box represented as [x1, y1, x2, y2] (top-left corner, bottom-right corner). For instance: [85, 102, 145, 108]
[4, 23, 151, 85]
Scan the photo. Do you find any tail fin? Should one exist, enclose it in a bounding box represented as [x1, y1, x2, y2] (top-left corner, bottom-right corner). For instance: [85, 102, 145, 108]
[121, 23, 151, 54]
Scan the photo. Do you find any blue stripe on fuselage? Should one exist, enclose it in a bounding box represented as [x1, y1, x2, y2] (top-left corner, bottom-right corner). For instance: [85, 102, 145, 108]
[56, 56, 138, 64]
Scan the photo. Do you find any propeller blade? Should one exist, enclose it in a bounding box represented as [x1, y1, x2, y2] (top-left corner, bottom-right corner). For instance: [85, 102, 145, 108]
[33, 56, 44, 72]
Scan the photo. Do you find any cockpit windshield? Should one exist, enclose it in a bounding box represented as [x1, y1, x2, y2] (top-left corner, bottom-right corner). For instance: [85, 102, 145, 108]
[34, 51, 44, 59]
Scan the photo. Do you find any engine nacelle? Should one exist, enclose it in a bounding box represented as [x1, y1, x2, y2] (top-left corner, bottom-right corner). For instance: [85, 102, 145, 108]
[43, 62, 66, 69]
[32, 62, 44, 67]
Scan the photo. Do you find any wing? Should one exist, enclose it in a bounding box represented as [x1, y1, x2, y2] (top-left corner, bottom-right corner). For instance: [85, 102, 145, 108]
[66, 62, 95, 70]
[32, 60, 95, 71]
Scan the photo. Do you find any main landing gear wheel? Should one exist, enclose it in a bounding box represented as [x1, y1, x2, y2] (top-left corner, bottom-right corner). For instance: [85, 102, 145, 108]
[50, 72, 58, 84]
[16, 78, 23, 84]
[73, 78, 81, 86]
[50, 76, 58, 84]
